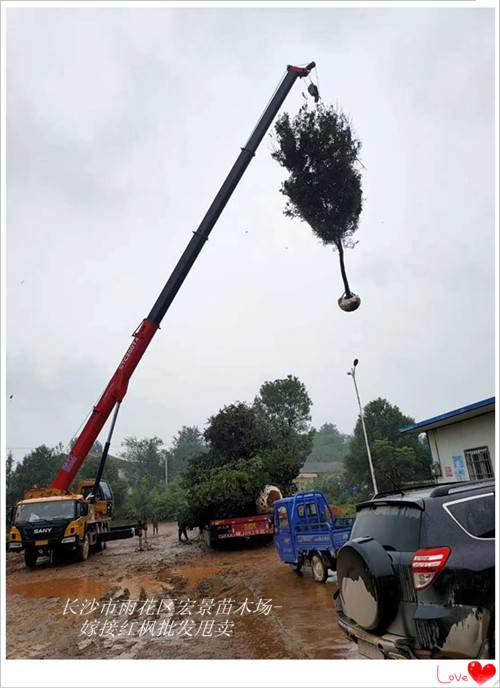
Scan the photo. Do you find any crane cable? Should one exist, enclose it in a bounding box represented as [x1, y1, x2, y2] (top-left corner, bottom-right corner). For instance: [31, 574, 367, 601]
[314, 64, 321, 101]
[245, 68, 288, 145]
[305, 65, 321, 105]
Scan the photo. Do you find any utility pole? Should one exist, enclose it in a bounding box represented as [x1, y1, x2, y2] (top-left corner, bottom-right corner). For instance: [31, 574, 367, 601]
[347, 358, 378, 495]
[164, 453, 169, 485]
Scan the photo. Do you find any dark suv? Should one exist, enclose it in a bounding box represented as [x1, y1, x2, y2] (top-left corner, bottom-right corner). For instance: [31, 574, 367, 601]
[335, 479, 495, 659]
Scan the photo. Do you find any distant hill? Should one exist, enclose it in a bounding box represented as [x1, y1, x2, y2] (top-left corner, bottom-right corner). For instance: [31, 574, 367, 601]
[304, 423, 351, 469]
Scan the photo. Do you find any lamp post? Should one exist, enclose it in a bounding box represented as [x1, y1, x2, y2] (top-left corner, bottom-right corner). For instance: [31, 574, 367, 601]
[347, 358, 378, 495]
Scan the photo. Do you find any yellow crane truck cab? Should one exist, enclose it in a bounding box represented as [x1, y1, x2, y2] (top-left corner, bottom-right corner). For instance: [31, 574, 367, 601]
[8, 480, 113, 568]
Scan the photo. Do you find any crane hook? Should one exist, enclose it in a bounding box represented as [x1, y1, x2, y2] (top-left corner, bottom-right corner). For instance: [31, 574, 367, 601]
[308, 83, 320, 103]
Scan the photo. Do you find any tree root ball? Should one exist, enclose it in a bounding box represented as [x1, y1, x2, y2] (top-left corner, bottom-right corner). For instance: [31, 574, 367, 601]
[338, 293, 361, 312]
[255, 485, 283, 514]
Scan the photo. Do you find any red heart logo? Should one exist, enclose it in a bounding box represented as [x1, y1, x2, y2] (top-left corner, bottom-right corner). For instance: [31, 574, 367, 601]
[468, 661, 497, 685]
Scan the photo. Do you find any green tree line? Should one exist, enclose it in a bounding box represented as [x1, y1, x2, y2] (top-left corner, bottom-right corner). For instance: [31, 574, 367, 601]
[6, 384, 431, 524]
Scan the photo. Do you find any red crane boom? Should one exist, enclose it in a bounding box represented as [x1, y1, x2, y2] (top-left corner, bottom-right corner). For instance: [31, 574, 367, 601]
[51, 61, 316, 491]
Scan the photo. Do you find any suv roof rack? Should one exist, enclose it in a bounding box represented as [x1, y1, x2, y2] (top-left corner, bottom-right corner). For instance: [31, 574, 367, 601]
[371, 479, 495, 501]
[430, 478, 495, 498]
[372, 480, 439, 499]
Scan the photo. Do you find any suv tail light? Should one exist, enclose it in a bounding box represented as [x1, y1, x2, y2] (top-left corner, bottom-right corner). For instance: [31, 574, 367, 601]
[412, 546, 450, 590]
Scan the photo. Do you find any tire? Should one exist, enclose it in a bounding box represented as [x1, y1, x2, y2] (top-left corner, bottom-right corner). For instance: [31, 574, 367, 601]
[204, 529, 217, 549]
[337, 538, 399, 634]
[310, 552, 328, 583]
[92, 537, 103, 553]
[76, 533, 90, 562]
[24, 548, 37, 569]
[101, 523, 109, 550]
[294, 556, 304, 573]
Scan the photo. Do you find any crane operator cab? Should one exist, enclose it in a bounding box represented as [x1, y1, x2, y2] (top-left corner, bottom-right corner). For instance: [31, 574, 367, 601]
[78, 479, 114, 517]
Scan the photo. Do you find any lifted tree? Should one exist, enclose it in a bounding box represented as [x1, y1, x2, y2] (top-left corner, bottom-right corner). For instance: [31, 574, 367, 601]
[272, 103, 363, 311]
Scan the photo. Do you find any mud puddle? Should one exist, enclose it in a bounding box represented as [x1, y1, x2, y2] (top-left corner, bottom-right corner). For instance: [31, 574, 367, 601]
[6, 522, 361, 659]
[163, 565, 228, 592]
[9, 574, 175, 602]
[8, 577, 111, 600]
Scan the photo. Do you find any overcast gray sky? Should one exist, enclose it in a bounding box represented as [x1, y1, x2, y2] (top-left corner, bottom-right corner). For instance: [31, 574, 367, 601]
[6, 7, 495, 462]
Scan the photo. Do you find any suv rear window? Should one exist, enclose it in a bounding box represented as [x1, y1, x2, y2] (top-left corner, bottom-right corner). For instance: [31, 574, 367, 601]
[352, 504, 422, 551]
[444, 493, 495, 539]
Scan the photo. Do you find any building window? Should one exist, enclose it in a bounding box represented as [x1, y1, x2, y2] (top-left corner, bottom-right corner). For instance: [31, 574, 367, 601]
[464, 447, 494, 480]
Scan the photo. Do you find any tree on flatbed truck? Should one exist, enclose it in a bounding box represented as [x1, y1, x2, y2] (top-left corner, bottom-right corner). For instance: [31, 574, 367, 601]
[183, 380, 314, 546]
[204, 511, 277, 548]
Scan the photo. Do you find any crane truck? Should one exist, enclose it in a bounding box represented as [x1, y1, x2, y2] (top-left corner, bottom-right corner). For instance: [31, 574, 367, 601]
[7, 479, 138, 567]
[8, 61, 317, 567]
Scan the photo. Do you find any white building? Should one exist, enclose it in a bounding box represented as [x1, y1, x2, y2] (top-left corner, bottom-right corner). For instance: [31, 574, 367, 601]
[400, 397, 495, 483]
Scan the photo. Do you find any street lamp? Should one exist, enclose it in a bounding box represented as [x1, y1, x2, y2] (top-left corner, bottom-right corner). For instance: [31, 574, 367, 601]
[347, 358, 378, 495]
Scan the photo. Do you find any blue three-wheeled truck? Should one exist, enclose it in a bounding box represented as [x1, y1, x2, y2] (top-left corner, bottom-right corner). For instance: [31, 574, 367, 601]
[273, 491, 354, 583]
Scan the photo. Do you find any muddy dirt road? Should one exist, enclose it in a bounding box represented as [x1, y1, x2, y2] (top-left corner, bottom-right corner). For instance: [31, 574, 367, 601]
[6, 522, 360, 659]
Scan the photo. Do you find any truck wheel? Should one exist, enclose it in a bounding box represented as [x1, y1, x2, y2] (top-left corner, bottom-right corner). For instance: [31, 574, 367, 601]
[101, 524, 109, 549]
[294, 556, 304, 573]
[310, 552, 328, 583]
[24, 548, 37, 569]
[76, 533, 90, 562]
[204, 529, 216, 549]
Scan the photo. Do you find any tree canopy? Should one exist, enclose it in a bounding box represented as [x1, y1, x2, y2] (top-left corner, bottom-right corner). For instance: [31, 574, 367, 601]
[343, 397, 431, 496]
[204, 402, 272, 464]
[167, 426, 207, 481]
[121, 436, 166, 491]
[6, 445, 62, 506]
[254, 374, 313, 464]
[5, 443, 128, 515]
[182, 376, 314, 525]
[308, 422, 350, 464]
[272, 103, 363, 309]
[122, 476, 187, 523]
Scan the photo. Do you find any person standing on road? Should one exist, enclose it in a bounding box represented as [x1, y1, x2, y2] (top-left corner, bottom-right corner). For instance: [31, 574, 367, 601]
[152, 516, 159, 536]
[177, 507, 190, 543]
[137, 519, 146, 551]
